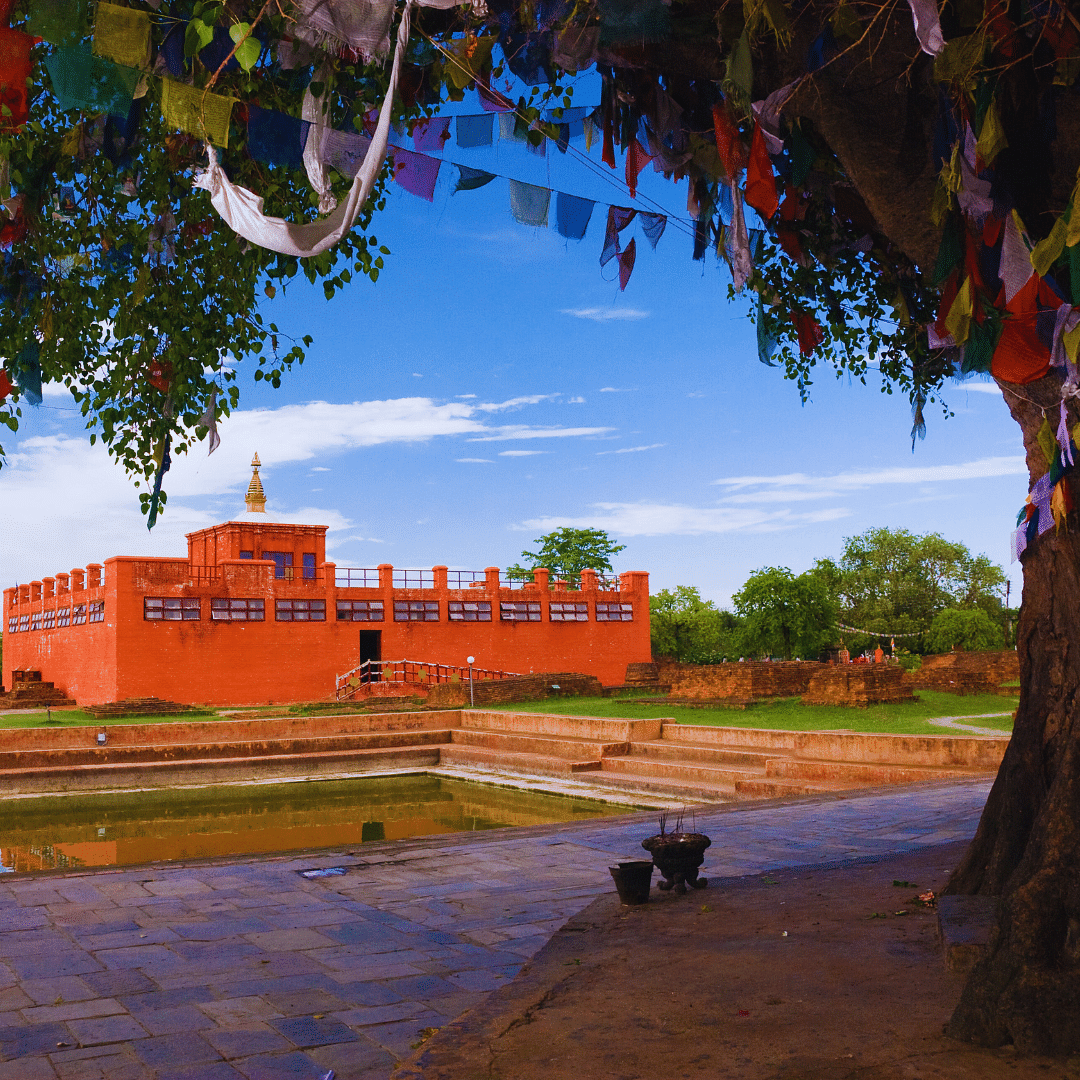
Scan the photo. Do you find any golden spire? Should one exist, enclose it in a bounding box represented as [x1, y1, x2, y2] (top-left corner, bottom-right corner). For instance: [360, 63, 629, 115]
[245, 452, 266, 513]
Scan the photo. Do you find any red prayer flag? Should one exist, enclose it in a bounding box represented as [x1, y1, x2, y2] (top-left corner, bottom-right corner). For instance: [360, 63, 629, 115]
[992, 315, 1051, 384]
[0, 368, 12, 400]
[792, 312, 824, 356]
[0, 27, 35, 133]
[711, 103, 746, 182]
[602, 97, 616, 169]
[618, 237, 636, 291]
[744, 123, 779, 221]
[625, 140, 652, 199]
[146, 360, 173, 392]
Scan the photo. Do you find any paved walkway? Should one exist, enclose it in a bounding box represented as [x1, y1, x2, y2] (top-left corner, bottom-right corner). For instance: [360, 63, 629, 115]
[0, 779, 992, 1080]
[927, 713, 1014, 737]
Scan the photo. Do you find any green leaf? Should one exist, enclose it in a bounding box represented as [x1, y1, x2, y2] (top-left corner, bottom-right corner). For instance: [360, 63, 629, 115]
[185, 17, 215, 57]
[229, 23, 261, 72]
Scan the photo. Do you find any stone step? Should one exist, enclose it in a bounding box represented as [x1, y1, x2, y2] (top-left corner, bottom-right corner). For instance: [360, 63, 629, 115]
[451, 728, 628, 760]
[600, 755, 765, 786]
[0, 745, 446, 795]
[764, 757, 988, 785]
[733, 777, 853, 799]
[461, 710, 663, 743]
[0, 730, 454, 770]
[579, 770, 738, 801]
[627, 740, 771, 768]
[661, 724, 799, 752]
[438, 744, 602, 777]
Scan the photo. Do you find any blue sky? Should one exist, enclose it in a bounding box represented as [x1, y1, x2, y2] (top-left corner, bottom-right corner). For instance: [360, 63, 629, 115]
[1, 93, 1027, 610]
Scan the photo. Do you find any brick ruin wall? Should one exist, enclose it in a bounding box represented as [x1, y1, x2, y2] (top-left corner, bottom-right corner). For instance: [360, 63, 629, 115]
[910, 650, 1019, 694]
[802, 664, 916, 706]
[656, 661, 823, 702]
[426, 672, 604, 707]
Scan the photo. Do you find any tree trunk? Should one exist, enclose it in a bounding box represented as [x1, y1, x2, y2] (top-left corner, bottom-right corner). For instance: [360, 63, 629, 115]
[943, 377, 1080, 1056]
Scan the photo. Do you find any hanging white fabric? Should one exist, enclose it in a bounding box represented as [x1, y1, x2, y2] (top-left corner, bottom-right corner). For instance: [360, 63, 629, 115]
[906, 0, 945, 56]
[193, 3, 411, 258]
[302, 61, 338, 214]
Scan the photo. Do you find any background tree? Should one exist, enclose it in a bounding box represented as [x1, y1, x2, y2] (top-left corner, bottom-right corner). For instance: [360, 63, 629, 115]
[506, 528, 625, 588]
[649, 586, 741, 663]
[926, 608, 1005, 654]
[815, 527, 1007, 655]
[731, 566, 837, 661]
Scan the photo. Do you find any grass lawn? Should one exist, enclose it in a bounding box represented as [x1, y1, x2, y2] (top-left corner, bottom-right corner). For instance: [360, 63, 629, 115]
[488, 691, 1016, 737]
[0, 708, 215, 730]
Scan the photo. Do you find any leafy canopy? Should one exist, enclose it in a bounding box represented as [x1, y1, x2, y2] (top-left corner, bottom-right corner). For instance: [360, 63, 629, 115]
[926, 607, 1004, 654]
[731, 565, 837, 661]
[649, 586, 740, 663]
[506, 527, 626, 587]
[813, 526, 1007, 652]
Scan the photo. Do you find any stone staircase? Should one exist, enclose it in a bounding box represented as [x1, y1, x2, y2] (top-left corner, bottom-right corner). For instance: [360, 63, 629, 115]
[0, 708, 1009, 800]
[88, 697, 212, 720]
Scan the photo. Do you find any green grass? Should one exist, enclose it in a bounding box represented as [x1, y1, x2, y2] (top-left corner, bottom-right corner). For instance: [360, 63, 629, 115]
[0, 708, 215, 730]
[487, 691, 1016, 737]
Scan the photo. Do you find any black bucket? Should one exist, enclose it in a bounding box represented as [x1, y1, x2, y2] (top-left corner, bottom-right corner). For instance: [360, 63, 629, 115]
[609, 860, 653, 905]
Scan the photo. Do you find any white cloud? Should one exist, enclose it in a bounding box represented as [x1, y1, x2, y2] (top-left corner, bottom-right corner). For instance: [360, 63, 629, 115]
[499, 450, 547, 457]
[412, 372, 423, 377]
[474, 394, 558, 412]
[468, 425, 613, 442]
[457, 457, 494, 463]
[516, 503, 850, 537]
[712, 456, 1027, 504]
[0, 394, 618, 584]
[599, 387, 633, 393]
[561, 308, 650, 322]
[597, 443, 664, 456]
[568, 396, 586, 404]
[949, 381, 1002, 395]
[309, 466, 330, 472]
[456, 394, 477, 399]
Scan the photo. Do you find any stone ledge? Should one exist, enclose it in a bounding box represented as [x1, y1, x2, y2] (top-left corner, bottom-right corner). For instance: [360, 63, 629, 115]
[937, 893, 998, 972]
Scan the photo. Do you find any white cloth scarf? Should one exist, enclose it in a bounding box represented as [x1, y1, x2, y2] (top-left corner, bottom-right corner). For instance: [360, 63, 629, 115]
[290, 0, 397, 63]
[194, 4, 411, 258]
[906, 0, 945, 56]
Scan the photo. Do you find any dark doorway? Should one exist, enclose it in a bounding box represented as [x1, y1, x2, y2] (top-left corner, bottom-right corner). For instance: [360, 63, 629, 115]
[359, 631, 381, 682]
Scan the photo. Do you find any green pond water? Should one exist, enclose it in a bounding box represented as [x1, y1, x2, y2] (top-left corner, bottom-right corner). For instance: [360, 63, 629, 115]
[0, 775, 632, 874]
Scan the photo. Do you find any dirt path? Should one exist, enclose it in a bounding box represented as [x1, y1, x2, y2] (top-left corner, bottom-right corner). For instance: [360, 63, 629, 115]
[393, 841, 1076, 1080]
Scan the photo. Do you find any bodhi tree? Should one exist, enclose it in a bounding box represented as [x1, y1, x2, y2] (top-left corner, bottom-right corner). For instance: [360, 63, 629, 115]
[731, 565, 836, 659]
[1, 0, 1079, 1055]
[506, 527, 626, 586]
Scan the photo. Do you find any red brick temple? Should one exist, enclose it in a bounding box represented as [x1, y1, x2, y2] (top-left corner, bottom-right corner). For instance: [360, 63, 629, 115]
[3, 456, 651, 705]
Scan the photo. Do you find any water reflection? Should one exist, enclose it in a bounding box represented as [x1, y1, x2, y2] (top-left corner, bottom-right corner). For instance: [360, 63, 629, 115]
[0, 775, 630, 873]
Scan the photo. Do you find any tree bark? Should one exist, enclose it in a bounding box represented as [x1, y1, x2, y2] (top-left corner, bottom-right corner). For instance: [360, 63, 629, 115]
[941, 377, 1080, 1055]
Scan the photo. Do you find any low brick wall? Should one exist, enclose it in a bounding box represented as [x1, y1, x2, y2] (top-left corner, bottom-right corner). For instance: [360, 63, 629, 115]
[911, 650, 1019, 695]
[427, 672, 604, 707]
[661, 661, 823, 703]
[802, 664, 916, 706]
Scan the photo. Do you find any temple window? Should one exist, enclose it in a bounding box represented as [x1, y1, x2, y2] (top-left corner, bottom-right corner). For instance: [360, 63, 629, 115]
[394, 600, 439, 622]
[56, 608, 70, 628]
[72, 604, 86, 625]
[211, 598, 265, 622]
[145, 597, 201, 621]
[239, 550, 253, 559]
[337, 600, 384, 622]
[43, 610, 55, 630]
[261, 552, 292, 579]
[276, 599, 326, 622]
[550, 602, 588, 622]
[303, 553, 316, 580]
[8, 616, 17, 633]
[30, 613, 41, 631]
[448, 601, 492, 622]
[89, 601, 105, 623]
[596, 603, 633, 622]
[500, 602, 541, 622]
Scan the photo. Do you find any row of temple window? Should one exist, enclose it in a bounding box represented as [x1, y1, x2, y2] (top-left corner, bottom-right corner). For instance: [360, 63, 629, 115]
[8, 602, 105, 633]
[140, 598, 635, 623]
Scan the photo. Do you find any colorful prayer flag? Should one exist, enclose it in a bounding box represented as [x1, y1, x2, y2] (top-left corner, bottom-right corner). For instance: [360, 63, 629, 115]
[92, 3, 151, 70]
[161, 78, 235, 149]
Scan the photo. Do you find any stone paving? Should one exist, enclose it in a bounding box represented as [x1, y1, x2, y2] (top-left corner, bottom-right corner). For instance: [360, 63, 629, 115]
[0, 778, 992, 1080]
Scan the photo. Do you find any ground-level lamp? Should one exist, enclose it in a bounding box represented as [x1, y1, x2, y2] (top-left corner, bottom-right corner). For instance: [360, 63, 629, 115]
[467, 656, 475, 707]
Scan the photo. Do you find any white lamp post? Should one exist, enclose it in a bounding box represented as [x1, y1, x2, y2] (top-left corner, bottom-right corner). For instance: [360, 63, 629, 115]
[466, 656, 475, 707]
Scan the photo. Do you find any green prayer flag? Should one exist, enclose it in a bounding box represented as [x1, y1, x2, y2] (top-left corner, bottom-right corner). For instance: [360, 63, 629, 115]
[934, 33, 987, 87]
[723, 30, 753, 111]
[92, 3, 151, 71]
[976, 99, 1007, 166]
[790, 124, 814, 187]
[961, 318, 999, 373]
[1037, 416, 1057, 469]
[28, 0, 86, 47]
[44, 45, 139, 116]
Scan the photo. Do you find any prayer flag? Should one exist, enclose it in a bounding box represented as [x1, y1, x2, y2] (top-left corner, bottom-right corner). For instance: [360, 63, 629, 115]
[389, 145, 441, 201]
[625, 139, 652, 199]
[453, 165, 495, 192]
[712, 103, 745, 182]
[617, 237, 636, 290]
[199, 388, 220, 455]
[456, 113, 493, 148]
[793, 312, 824, 356]
[508, 180, 550, 227]
[601, 206, 636, 267]
[744, 123, 779, 220]
[28, 0, 84, 46]
[162, 78, 235, 149]
[906, 0, 945, 55]
[412, 117, 451, 152]
[92, 3, 151, 70]
[0, 27, 35, 132]
[316, 127, 372, 178]
[640, 212, 666, 249]
[247, 106, 309, 169]
[555, 193, 595, 240]
[291, 0, 396, 62]
[45, 45, 140, 117]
